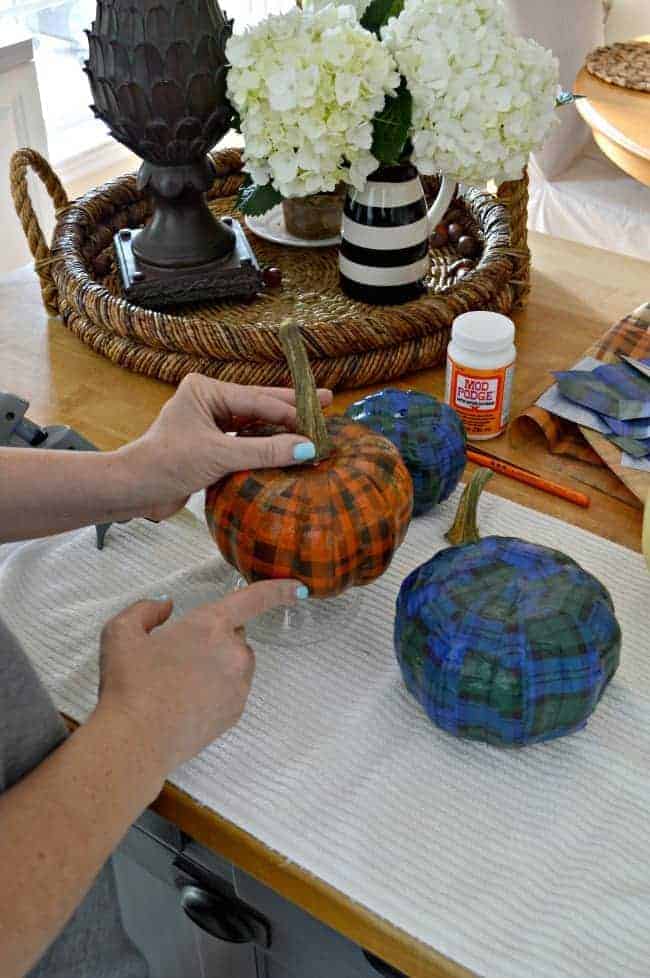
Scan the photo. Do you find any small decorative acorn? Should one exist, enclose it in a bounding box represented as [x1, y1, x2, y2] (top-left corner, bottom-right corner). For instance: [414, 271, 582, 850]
[394, 469, 621, 747]
[345, 388, 466, 517]
[205, 323, 413, 598]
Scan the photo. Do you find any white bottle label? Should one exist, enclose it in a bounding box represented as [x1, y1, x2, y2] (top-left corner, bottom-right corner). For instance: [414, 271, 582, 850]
[445, 355, 515, 439]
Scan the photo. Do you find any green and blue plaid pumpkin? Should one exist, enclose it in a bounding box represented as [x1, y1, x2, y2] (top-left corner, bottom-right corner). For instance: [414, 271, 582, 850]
[344, 389, 466, 516]
[395, 470, 621, 747]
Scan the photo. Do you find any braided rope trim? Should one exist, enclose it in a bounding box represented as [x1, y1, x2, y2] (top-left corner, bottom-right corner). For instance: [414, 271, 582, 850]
[10, 147, 69, 316]
[497, 170, 530, 309]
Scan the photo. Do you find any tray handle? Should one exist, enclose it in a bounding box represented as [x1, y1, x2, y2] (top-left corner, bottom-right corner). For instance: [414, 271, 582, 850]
[10, 148, 69, 316]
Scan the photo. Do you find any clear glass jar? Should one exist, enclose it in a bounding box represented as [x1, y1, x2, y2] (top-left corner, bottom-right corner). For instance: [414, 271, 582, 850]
[282, 187, 344, 241]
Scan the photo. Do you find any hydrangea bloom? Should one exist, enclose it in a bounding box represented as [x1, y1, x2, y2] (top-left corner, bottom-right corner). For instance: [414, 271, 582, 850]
[382, 0, 559, 185]
[226, 4, 400, 197]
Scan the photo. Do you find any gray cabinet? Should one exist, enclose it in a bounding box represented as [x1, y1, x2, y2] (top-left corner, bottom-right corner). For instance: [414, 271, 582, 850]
[233, 867, 372, 978]
[115, 854, 257, 978]
[114, 810, 408, 978]
[113, 811, 263, 978]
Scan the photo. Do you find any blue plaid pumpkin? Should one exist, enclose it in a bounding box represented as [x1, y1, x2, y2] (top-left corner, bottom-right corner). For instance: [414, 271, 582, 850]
[395, 471, 621, 747]
[344, 389, 466, 516]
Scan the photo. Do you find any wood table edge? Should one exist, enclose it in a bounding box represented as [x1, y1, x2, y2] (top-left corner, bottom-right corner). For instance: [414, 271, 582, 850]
[151, 780, 477, 978]
[63, 714, 468, 976]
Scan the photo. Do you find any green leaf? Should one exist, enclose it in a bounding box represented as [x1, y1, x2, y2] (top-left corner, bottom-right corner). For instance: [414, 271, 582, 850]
[371, 79, 412, 166]
[236, 180, 283, 216]
[360, 0, 404, 34]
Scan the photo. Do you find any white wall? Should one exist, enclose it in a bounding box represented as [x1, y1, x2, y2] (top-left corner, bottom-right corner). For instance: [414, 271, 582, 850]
[502, 0, 606, 178]
[605, 0, 650, 42]
[0, 30, 51, 276]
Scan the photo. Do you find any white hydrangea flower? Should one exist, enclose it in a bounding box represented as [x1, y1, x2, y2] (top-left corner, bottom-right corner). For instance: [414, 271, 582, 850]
[382, 0, 559, 185]
[227, 4, 399, 197]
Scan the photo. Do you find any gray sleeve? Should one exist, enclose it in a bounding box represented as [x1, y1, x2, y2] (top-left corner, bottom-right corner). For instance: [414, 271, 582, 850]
[0, 617, 67, 792]
[0, 617, 149, 978]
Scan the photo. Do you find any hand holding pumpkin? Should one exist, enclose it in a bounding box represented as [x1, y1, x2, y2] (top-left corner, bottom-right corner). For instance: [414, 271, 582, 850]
[120, 374, 333, 522]
[206, 323, 414, 598]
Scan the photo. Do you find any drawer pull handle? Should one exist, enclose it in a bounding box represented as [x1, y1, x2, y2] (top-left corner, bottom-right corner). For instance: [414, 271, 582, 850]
[180, 884, 270, 947]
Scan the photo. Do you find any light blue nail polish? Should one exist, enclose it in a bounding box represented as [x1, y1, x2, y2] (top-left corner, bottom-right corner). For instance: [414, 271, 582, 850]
[295, 584, 309, 600]
[293, 441, 316, 462]
[153, 593, 170, 602]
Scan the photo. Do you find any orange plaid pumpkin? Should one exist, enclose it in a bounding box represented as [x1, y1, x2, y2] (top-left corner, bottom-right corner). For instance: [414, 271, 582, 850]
[205, 416, 413, 598]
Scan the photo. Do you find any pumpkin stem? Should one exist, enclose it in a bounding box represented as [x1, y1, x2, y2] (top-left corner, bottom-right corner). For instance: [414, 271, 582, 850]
[279, 318, 332, 461]
[445, 468, 493, 546]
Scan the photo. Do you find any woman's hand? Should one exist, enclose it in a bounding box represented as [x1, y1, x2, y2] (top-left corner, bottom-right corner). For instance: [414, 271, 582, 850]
[0, 579, 304, 978]
[96, 578, 304, 778]
[121, 374, 333, 520]
[0, 377, 331, 544]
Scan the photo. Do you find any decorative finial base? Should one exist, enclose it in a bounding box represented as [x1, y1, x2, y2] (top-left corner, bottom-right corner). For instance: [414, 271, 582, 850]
[114, 218, 262, 310]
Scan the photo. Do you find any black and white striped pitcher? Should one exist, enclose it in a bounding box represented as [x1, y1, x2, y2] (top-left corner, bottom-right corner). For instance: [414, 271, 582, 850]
[339, 163, 455, 305]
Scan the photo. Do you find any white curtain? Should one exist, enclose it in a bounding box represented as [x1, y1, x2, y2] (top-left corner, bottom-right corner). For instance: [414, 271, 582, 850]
[227, 0, 294, 28]
[501, 0, 606, 179]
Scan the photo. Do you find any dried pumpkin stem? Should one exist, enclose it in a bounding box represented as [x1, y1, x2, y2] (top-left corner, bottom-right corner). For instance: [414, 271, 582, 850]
[445, 468, 494, 546]
[279, 318, 332, 461]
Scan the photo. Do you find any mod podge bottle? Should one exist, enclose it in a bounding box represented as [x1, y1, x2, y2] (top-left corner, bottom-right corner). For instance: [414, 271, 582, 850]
[445, 311, 516, 441]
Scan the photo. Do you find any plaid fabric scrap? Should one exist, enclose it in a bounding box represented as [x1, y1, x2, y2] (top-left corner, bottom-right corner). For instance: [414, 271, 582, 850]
[592, 303, 650, 363]
[345, 388, 467, 517]
[206, 416, 413, 599]
[394, 537, 621, 747]
[514, 302, 650, 465]
[600, 412, 650, 439]
[554, 362, 650, 421]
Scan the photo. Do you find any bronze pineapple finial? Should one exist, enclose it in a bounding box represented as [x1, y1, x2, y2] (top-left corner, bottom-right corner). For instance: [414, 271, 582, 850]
[85, 0, 261, 308]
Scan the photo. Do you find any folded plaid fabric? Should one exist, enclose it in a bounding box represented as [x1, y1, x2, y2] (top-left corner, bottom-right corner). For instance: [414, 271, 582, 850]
[513, 302, 650, 504]
[553, 362, 650, 421]
[621, 356, 650, 381]
[606, 434, 650, 459]
[592, 311, 650, 362]
[599, 413, 650, 439]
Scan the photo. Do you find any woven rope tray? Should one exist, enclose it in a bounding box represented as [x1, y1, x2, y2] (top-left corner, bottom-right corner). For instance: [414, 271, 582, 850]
[586, 41, 650, 93]
[11, 146, 530, 390]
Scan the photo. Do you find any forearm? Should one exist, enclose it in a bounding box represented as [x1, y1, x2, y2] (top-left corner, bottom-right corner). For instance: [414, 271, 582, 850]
[0, 707, 163, 978]
[0, 446, 151, 542]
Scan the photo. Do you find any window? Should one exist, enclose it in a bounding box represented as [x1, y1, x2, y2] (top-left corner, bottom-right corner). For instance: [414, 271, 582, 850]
[0, 0, 293, 169]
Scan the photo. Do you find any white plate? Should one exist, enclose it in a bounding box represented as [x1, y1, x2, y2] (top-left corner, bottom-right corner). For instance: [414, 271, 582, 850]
[245, 204, 341, 248]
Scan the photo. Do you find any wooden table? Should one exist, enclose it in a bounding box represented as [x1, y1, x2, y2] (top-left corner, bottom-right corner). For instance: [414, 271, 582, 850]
[575, 39, 650, 187]
[1, 232, 647, 977]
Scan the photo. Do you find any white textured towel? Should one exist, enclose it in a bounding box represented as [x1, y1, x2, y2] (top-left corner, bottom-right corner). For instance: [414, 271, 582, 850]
[1, 490, 649, 978]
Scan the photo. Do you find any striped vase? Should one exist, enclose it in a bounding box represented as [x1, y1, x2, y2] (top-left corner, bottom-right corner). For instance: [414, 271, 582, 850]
[340, 163, 456, 305]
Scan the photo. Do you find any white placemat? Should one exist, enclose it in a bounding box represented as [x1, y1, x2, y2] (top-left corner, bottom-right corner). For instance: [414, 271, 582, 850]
[1, 489, 648, 978]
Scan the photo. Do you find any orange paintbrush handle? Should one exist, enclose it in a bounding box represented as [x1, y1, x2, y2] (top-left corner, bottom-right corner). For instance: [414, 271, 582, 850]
[466, 448, 591, 509]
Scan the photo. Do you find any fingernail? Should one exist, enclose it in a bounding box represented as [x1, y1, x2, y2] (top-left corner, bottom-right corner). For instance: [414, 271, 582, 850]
[293, 441, 316, 462]
[153, 593, 170, 602]
[295, 585, 309, 600]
